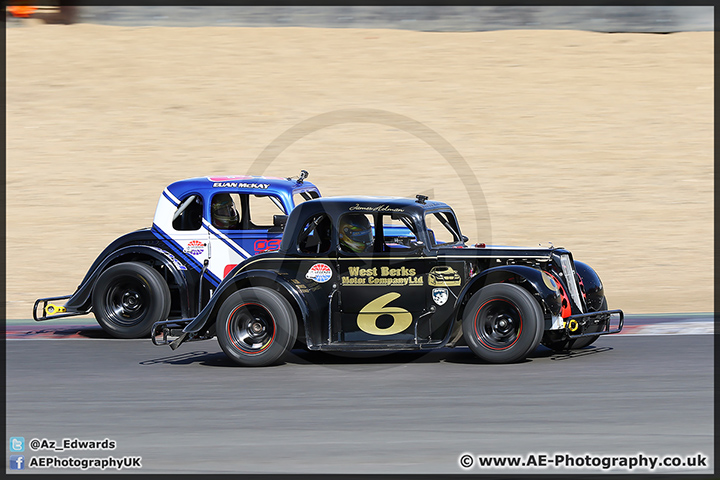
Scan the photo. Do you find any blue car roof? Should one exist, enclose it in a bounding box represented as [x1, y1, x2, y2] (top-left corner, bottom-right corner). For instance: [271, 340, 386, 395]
[165, 175, 320, 201]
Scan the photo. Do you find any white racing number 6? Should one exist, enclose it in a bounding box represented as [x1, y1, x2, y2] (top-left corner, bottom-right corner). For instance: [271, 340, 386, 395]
[357, 292, 413, 336]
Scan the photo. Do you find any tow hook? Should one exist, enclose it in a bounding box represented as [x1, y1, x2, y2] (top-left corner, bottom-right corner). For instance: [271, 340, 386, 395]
[45, 304, 67, 315]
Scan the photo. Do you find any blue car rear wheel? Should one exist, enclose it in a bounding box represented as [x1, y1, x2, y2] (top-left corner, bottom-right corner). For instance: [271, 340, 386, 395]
[92, 262, 171, 338]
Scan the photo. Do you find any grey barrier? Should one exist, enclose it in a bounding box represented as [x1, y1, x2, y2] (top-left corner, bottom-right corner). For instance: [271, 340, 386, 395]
[28, 6, 714, 33]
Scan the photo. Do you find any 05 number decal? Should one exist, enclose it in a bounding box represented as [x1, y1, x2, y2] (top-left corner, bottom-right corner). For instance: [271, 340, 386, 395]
[357, 292, 413, 336]
[254, 238, 282, 253]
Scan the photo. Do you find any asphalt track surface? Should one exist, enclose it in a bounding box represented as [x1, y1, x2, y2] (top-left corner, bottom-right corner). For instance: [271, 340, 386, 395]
[5, 322, 714, 474]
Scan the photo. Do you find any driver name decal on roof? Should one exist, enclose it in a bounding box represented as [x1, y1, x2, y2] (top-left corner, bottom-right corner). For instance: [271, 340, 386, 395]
[342, 265, 424, 287]
[349, 204, 405, 213]
[212, 182, 270, 189]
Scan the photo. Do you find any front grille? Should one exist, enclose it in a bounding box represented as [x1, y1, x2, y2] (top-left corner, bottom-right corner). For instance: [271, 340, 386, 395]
[559, 254, 584, 313]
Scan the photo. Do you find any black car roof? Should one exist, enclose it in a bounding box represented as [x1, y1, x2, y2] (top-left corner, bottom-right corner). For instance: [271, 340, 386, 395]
[294, 196, 452, 217]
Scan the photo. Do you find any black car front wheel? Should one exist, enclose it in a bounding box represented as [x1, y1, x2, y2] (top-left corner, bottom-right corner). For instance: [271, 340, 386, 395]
[216, 287, 297, 367]
[462, 283, 544, 363]
[92, 262, 171, 338]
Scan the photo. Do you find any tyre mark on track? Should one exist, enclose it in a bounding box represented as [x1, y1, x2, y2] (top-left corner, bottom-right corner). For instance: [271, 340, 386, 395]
[6, 324, 108, 340]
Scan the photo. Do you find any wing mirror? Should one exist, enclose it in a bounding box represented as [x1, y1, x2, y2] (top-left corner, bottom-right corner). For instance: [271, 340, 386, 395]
[269, 214, 288, 233]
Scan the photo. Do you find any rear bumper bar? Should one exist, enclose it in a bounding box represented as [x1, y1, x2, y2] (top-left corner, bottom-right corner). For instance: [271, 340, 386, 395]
[565, 309, 624, 338]
[33, 295, 86, 321]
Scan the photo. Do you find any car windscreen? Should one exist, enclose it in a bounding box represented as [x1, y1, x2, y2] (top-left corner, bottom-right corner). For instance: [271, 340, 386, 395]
[424, 211, 462, 247]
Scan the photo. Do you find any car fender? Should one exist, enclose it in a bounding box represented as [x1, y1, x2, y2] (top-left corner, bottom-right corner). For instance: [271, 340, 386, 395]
[454, 265, 564, 328]
[64, 244, 192, 317]
[574, 260, 605, 311]
[182, 269, 312, 345]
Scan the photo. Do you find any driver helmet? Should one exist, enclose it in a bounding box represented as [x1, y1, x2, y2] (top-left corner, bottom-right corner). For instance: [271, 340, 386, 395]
[211, 193, 239, 229]
[339, 214, 373, 253]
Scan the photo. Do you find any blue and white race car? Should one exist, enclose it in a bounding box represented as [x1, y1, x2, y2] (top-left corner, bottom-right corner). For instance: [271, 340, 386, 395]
[34, 170, 321, 338]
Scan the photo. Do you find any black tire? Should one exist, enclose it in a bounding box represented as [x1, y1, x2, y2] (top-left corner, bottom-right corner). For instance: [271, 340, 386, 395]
[216, 287, 298, 367]
[549, 297, 608, 351]
[92, 262, 171, 339]
[462, 283, 544, 363]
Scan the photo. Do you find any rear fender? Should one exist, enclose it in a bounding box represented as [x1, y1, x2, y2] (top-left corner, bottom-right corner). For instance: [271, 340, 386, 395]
[454, 265, 564, 330]
[182, 270, 312, 346]
[64, 245, 192, 318]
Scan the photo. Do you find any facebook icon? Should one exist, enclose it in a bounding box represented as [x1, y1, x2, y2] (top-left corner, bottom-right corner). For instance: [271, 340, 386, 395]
[10, 455, 25, 470]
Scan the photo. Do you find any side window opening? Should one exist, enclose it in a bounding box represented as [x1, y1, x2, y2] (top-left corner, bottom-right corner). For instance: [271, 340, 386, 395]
[247, 194, 286, 230]
[211, 193, 241, 230]
[297, 214, 332, 254]
[379, 213, 421, 253]
[172, 195, 203, 231]
[338, 213, 374, 254]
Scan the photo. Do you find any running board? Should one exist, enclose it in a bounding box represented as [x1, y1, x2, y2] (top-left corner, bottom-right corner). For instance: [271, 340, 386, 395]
[318, 342, 444, 351]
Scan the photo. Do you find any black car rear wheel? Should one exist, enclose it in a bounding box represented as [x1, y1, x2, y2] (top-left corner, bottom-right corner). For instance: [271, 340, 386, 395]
[462, 283, 544, 363]
[216, 287, 297, 367]
[92, 262, 171, 338]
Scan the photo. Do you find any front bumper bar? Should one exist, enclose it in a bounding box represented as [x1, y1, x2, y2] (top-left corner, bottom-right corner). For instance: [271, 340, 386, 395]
[151, 318, 211, 350]
[565, 309, 624, 338]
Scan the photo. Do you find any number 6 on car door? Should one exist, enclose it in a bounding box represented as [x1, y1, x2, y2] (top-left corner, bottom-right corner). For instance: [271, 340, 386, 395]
[357, 292, 413, 336]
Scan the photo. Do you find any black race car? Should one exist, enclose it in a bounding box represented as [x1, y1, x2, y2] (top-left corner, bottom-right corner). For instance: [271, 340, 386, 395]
[152, 195, 623, 366]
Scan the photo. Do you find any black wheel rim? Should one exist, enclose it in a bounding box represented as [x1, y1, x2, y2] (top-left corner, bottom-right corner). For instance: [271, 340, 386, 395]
[101, 276, 150, 327]
[474, 299, 523, 350]
[226, 303, 276, 355]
